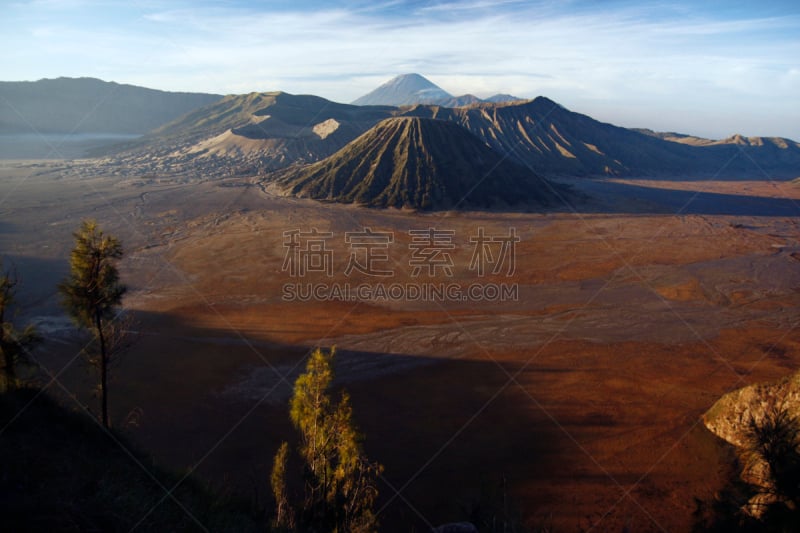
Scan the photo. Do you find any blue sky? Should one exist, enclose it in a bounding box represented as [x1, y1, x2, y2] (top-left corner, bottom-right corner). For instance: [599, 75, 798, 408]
[3, 0, 799, 139]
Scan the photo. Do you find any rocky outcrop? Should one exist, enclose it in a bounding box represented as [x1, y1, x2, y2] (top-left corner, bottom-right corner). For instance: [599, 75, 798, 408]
[703, 370, 800, 516]
[704, 371, 800, 448]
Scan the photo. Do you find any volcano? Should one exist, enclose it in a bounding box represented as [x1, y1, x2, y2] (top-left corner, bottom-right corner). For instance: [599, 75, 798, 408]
[273, 116, 571, 210]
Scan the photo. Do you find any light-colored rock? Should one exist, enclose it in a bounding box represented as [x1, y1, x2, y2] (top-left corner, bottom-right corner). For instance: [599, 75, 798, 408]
[312, 118, 340, 139]
[703, 369, 800, 517]
[704, 370, 800, 448]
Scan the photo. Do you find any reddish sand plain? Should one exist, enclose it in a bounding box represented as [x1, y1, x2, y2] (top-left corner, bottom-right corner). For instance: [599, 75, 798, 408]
[1, 161, 799, 531]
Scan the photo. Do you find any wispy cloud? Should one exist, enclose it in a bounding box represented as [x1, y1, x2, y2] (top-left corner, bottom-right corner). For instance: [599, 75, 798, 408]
[3, 0, 799, 139]
[416, 0, 528, 14]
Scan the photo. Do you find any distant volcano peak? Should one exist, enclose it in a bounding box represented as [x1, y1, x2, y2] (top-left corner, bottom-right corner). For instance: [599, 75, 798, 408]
[352, 73, 524, 108]
[351, 73, 452, 106]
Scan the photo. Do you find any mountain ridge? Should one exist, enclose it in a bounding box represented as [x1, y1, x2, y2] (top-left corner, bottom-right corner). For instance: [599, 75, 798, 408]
[0, 77, 222, 134]
[351, 73, 524, 108]
[273, 116, 571, 210]
[398, 98, 800, 177]
[117, 91, 398, 171]
[27, 72, 790, 180]
[105, 90, 800, 179]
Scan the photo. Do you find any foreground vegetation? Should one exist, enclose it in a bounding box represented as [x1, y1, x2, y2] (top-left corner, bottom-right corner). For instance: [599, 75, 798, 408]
[694, 404, 800, 532]
[58, 219, 127, 428]
[2, 219, 799, 531]
[0, 386, 264, 532]
[271, 347, 382, 532]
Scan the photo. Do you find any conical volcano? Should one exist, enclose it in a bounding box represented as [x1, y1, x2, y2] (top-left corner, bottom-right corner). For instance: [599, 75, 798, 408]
[351, 73, 452, 106]
[273, 117, 570, 210]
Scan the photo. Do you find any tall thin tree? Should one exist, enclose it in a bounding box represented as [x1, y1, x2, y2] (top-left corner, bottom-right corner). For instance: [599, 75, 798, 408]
[0, 260, 39, 390]
[59, 220, 126, 428]
[271, 441, 294, 530]
[274, 347, 382, 531]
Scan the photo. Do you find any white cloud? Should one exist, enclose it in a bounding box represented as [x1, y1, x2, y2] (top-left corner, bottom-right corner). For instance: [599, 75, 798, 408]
[3, 1, 799, 139]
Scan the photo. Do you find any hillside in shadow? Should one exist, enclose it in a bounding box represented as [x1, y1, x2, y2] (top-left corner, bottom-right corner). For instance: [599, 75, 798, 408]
[31, 309, 562, 532]
[573, 179, 800, 216]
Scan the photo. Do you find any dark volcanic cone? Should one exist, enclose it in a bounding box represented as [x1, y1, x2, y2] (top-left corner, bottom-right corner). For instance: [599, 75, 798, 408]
[274, 117, 571, 210]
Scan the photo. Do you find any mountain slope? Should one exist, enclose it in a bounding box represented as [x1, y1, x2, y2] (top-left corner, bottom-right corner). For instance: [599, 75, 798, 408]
[0, 77, 221, 134]
[118, 91, 397, 171]
[103, 89, 800, 179]
[151, 91, 392, 141]
[351, 73, 452, 106]
[439, 94, 483, 108]
[485, 94, 525, 104]
[273, 117, 570, 210]
[400, 99, 800, 177]
[0, 388, 262, 532]
[351, 74, 524, 108]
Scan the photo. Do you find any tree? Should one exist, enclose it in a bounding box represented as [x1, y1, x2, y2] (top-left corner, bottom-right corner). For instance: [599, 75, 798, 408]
[273, 347, 382, 532]
[0, 260, 39, 390]
[58, 219, 126, 428]
[741, 404, 800, 526]
[695, 403, 800, 532]
[271, 441, 294, 530]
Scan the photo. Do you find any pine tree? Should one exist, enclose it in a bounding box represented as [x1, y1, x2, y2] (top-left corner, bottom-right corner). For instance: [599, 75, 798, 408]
[0, 260, 39, 390]
[58, 220, 126, 428]
[274, 347, 382, 531]
[271, 441, 294, 530]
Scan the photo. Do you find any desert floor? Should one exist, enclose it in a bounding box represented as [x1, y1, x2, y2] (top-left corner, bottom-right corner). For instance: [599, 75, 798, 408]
[1, 159, 799, 531]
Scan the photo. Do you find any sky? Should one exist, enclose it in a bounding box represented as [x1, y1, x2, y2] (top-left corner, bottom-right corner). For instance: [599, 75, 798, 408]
[3, 0, 800, 140]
